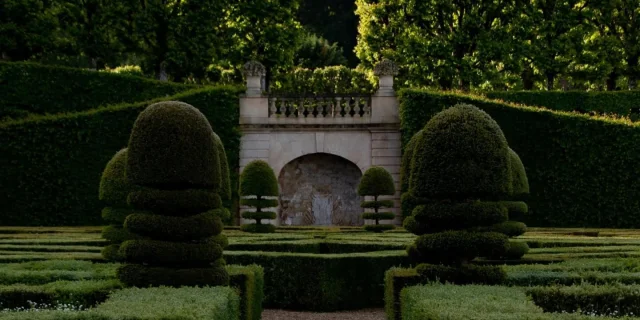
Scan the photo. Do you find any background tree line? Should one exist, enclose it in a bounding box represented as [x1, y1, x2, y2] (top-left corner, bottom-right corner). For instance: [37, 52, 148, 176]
[2, 0, 638, 91]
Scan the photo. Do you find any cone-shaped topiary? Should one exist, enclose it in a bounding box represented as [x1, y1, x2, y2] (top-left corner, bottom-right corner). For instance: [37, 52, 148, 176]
[99, 149, 139, 261]
[406, 104, 511, 285]
[240, 160, 278, 233]
[358, 166, 396, 232]
[410, 104, 512, 199]
[509, 148, 529, 199]
[400, 130, 424, 193]
[118, 101, 228, 287]
[213, 133, 233, 224]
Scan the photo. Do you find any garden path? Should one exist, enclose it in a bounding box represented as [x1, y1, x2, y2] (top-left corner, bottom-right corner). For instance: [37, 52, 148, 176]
[263, 308, 385, 320]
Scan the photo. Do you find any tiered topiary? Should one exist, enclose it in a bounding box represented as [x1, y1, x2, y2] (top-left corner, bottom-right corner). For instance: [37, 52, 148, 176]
[213, 132, 232, 223]
[400, 130, 424, 219]
[358, 166, 396, 232]
[240, 160, 278, 233]
[484, 148, 530, 259]
[404, 104, 511, 285]
[117, 101, 229, 287]
[99, 148, 142, 261]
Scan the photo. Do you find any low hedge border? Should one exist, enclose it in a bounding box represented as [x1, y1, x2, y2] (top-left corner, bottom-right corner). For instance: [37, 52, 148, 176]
[384, 267, 420, 320]
[228, 264, 265, 320]
[0, 279, 122, 309]
[528, 284, 640, 317]
[226, 240, 406, 253]
[224, 250, 410, 311]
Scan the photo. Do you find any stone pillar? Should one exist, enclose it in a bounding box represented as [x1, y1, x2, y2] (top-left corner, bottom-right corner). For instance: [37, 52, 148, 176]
[240, 61, 269, 124]
[371, 59, 399, 123]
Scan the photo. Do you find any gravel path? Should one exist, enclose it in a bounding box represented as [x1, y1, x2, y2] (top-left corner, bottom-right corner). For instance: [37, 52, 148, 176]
[262, 309, 385, 320]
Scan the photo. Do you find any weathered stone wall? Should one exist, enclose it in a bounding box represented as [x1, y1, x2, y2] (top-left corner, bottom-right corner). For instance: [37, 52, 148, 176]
[278, 153, 363, 226]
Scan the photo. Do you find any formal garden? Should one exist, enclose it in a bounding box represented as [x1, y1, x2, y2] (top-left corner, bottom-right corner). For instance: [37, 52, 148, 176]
[4, 1, 640, 319]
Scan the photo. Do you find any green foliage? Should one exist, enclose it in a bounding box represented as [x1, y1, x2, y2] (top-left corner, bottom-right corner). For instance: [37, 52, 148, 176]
[0, 261, 117, 285]
[101, 225, 143, 243]
[0, 1, 59, 62]
[505, 241, 530, 260]
[99, 149, 132, 207]
[362, 212, 396, 220]
[116, 264, 229, 287]
[410, 104, 512, 199]
[509, 148, 530, 198]
[384, 268, 420, 320]
[0, 280, 122, 310]
[528, 284, 640, 317]
[100, 244, 122, 262]
[416, 263, 506, 285]
[241, 211, 277, 221]
[400, 192, 418, 218]
[501, 201, 529, 221]
[412, 201, 508, 232]
[0, 87, 241, 226]
[483, 221, 527, 237]
[400, 130, 423, 193]
[358, 166, 395, 197]
[124, 211, 222, 241]
[240, 161, 279, 199]
[412, 231, 509, 265]
[214, 133, 232, 201]
[101, 207, 134, 224]
[226, 240, 406, 253]
[294, 33, 348, 68]
[271, 66, 374, 94]
[240, 224, 276, 234]
[361, 200, 394, 209]
[127, 101, 221, 189]
[224, 250, 410, 311]
[228, 264, 265, 320]
[0, 62, 192, 119]
[363, 224, 395, 232]
[105, 65, 145, 77]
[400, 89, 640, 228]
[240, 199, 279, 209]
[128, 189, 222, 215]
[119, 239, 223, 265]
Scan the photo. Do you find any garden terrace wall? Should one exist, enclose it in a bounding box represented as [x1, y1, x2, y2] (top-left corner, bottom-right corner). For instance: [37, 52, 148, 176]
[0, 62, 194, 119]
[400, 90, 640, 228]
[485, 90, 640, 118]
[224, 250, 410, 311]
[0, 87, 241, 226]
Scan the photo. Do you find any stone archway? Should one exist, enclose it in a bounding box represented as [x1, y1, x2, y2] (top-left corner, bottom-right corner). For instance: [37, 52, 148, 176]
[278, 153, 363, 226]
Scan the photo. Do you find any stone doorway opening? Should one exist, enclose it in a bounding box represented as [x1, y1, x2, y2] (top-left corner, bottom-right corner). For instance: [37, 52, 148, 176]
[278, 153, 363, 226]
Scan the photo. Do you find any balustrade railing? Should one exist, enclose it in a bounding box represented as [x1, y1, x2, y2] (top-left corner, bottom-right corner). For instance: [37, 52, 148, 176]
[268, 94, 371, 118]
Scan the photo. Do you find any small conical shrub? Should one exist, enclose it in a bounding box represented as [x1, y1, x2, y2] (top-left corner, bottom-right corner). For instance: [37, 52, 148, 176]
[358, 166, 396, 232]
[406, 104, 510, 284]
[400, 130, 424, 219]
[117, 101, 228, 287]
[240, 160, 278, 233]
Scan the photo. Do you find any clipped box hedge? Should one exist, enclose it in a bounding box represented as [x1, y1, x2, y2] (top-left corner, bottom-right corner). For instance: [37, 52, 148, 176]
[228, 264, 264, 320]
[224, 250, 410, 311]
[226, 240, 406, 253]
[486, 90, 640, 118]
[400, 89, 640, 228]
[0, 62, 193, 119]
[0, 87, 241, 226]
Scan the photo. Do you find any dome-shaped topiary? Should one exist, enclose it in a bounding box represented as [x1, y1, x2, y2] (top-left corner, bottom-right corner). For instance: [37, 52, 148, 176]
[99, 149, 132, 207]
[213, 133, 232, 201]
[400, 130, 424, 193]
[410, 104, 512, 199]
[126, 101, 221, 189]
[358, 166, 395, 197]
[117, 101, 228, 287]
[358, 166, 396, 232]
[240, 160, 278, 233]
[508, 148, 529, 199]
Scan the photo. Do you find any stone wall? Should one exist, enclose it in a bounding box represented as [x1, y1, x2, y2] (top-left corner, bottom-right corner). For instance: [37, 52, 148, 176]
[278, 153, 363, 226]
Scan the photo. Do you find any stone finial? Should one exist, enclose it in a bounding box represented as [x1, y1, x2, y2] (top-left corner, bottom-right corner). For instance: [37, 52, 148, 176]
[242, 60, 266, 77]
[373, 59, 398, 76]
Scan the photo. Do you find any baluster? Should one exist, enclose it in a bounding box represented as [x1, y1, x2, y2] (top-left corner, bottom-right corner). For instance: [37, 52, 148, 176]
[355, 97, 361, 117]
[279, 98, 287, 117]
[300, 97, 306, 117]
[270, 98, 277, 116]
[364, 97, 371, 116]
[334, 97, 341, 117]
[316, 97, 323, 117]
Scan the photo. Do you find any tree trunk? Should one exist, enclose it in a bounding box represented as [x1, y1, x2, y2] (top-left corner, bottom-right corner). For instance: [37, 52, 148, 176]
[522, 66, 534, 90]
[628, 56, 639, 90]
[606, 72, 619, 91]
[156, 62, 168, 81]
[546, 72, 555, 91]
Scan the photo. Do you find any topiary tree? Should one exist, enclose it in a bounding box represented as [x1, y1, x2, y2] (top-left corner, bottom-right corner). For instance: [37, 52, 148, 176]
[400, 130, 424, 219]
[99, 148, 142, 261]
[485, 148, 530, 260]
[405, 103, 511, 285]
[213, 132, 232, 223]
[239, 160, 279, 233]
[358, 166, 396, 232]
[117, 101, 229, 287]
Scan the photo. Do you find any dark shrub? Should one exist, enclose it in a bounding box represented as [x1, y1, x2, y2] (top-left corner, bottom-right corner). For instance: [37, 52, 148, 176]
[358, 166, 396, 232]
[416, 263, 506, 285]
[400, 130, 423, 193]
[214, 132, 232, 201]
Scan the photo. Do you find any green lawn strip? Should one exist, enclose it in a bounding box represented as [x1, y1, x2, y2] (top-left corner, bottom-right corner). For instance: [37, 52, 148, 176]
[401, 284, 629, 320]
[0, 240, 107, 246]
[0, 286, 240, 320]
[0, 227, 102, 234]
[528, 246, 640, 254]
[0, 245, 102, 253]
[525, 251, 640, 260]
[0, 253, 103, 263]
[0, 279, 122, 309]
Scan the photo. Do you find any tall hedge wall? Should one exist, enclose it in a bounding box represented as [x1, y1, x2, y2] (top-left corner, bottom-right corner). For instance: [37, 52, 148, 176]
[400, 89, 640, 228]
[485, 91, 640, 118]
[0, 62, 193, 119]
[0, 87, 241, 226]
